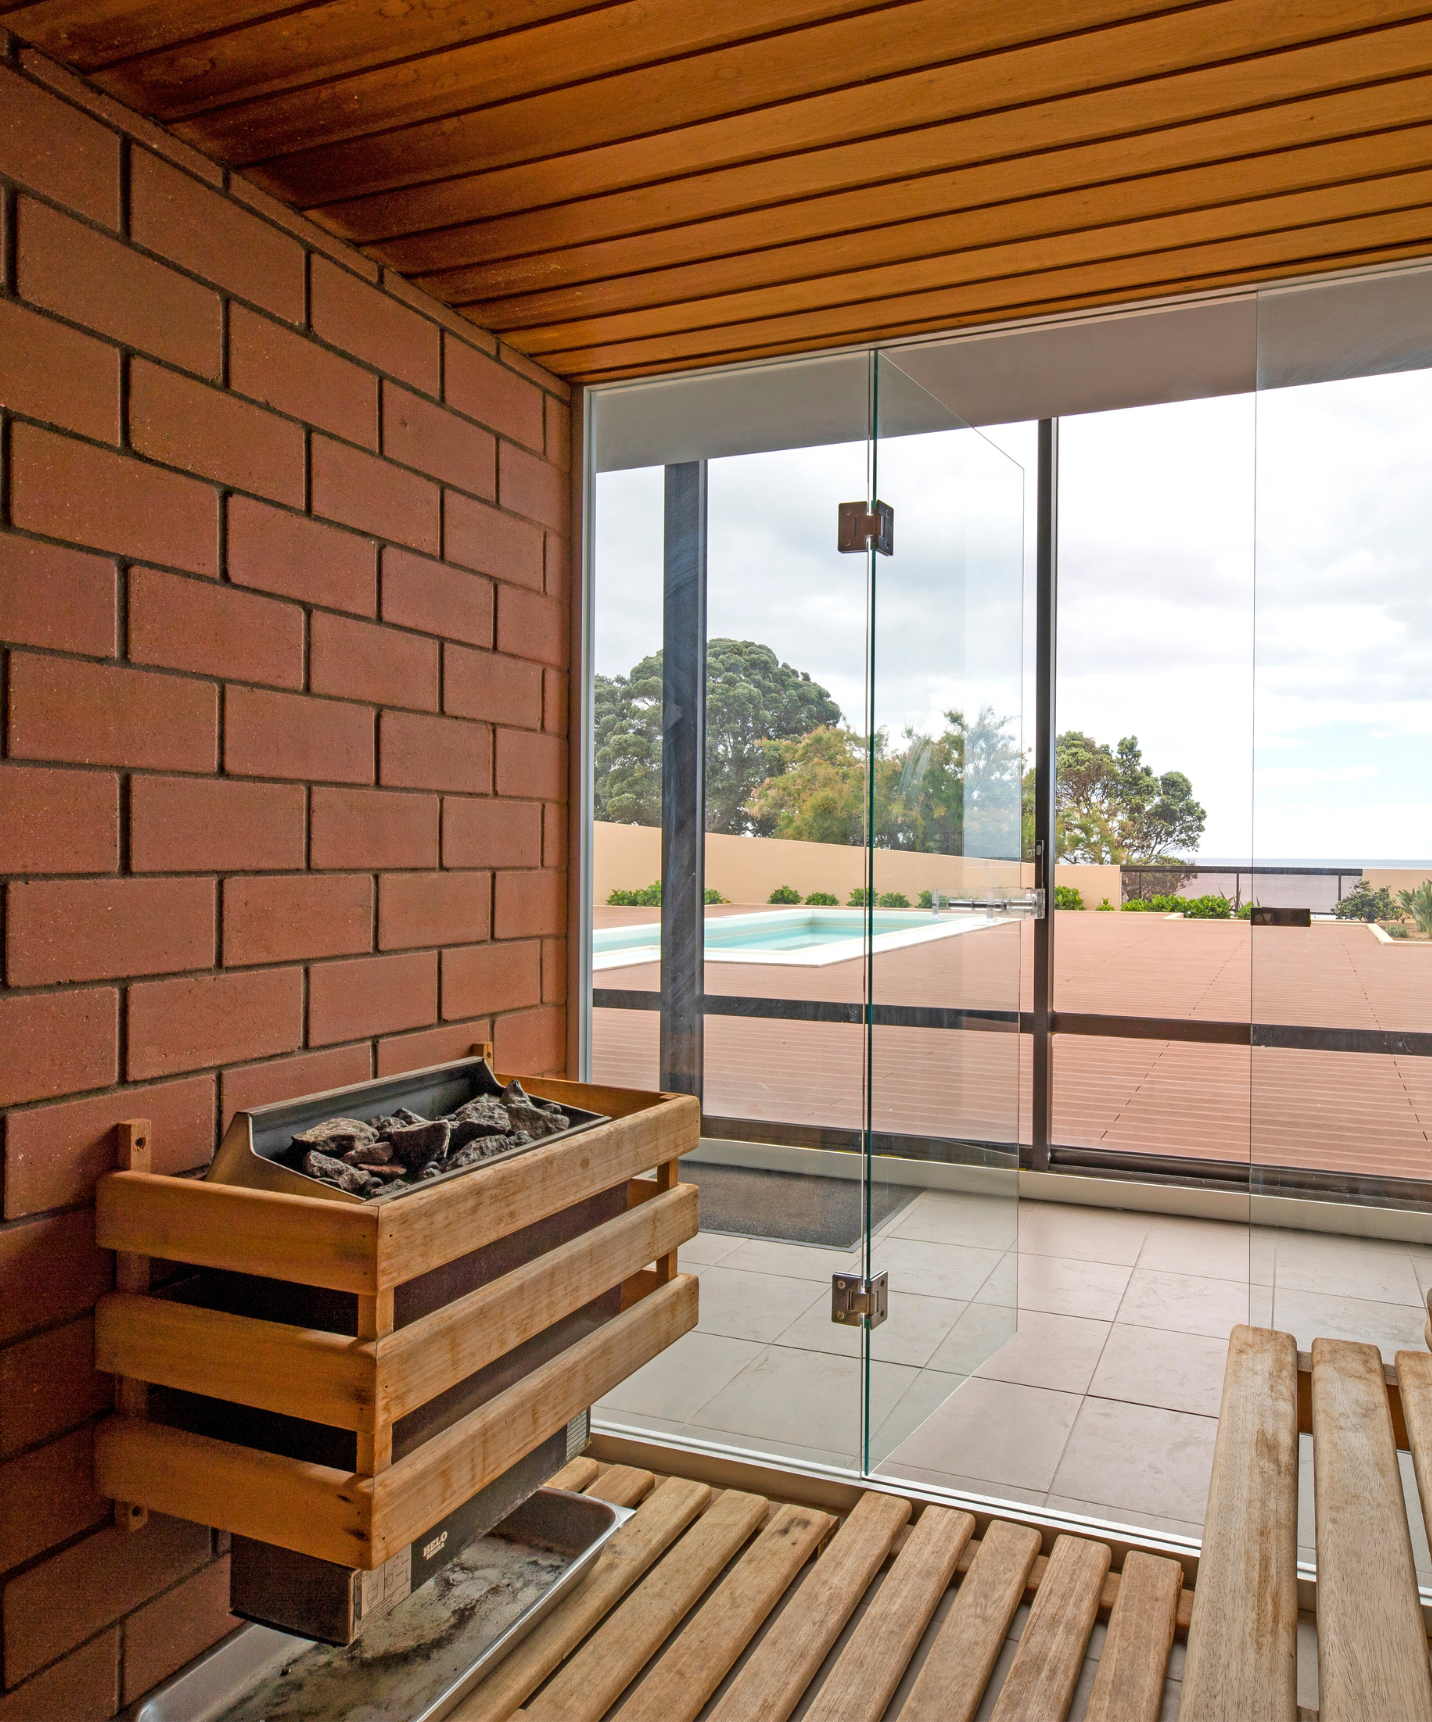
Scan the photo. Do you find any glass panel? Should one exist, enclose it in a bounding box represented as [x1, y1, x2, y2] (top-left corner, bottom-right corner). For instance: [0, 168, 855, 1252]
[863, 352, 1025, 1475]
[1254, 265, 1432, 1202]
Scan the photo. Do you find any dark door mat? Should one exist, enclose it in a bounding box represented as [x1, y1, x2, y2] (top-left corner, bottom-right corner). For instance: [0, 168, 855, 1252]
[679, 1160, 917, 1250]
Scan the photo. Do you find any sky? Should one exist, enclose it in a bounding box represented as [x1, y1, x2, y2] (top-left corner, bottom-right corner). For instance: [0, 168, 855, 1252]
[593, 366, 1432, 864]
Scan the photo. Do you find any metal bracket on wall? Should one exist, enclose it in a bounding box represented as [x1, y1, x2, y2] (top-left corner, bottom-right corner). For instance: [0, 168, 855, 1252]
[832, 1270, 889, 1328]
[837, 499, 894, 555]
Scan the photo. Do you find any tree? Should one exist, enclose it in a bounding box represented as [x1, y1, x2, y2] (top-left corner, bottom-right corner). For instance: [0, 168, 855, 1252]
[1053, 732, 1205, 863]
[592, 640, 841, 833]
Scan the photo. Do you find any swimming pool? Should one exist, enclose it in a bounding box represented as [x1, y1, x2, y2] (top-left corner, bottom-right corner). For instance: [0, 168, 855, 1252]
[591, 905, 1014, 970]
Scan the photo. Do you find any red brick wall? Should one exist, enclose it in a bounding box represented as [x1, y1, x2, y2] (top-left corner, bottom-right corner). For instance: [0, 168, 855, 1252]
[0, 38, 572, 1719]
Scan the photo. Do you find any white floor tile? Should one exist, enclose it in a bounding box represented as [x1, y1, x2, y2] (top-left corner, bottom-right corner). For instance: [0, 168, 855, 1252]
[1116, 1268, 1252, 1340]
[885, 1375, 1084, 1492]
[1013, 1253, 1133, 1321]
[890, 1190, 1018, 1251]
[967, 1310, 1112, 1395]
[1135, 1215, 1256, 1283]
[875, 1235, 1008, 1302]
[775, 1287, 965, 1368]
[868, 1368, 965, 1461]
[598, 1328, 763, 1421]
[1050, 1397, 1218, 1525]
[1088, 1324, 1229, 1418]
[1019, 1202, 1150, 1267]
[1273, 1286, 1427, 1362]
[686, 1342, 915, 1456]
[1273, 1231, 1425, 1307]
[677, 1229, 750, 1267]
[716, 1235, 858, 1283]
[695, 1264, 827, 1345]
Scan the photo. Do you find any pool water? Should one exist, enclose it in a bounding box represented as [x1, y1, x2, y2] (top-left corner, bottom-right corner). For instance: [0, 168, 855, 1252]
[592, 906, 1009, 970]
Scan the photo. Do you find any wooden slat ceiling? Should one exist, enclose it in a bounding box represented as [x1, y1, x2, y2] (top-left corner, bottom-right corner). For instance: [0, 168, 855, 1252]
[8, 0, 1432, 381]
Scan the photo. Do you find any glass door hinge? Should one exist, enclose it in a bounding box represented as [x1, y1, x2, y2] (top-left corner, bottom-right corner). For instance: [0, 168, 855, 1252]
[832, 1270, 889, 1328]
[837, 500, 894, 556]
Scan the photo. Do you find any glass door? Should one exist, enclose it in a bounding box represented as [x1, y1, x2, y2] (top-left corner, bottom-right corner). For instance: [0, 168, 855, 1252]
[861, 353, 1028, 1475]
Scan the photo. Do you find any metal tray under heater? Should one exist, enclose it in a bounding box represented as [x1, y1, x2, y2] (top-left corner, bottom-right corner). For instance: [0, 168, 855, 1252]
[207, 1055, 610, 1204]
[119, 1488, 632, 1722]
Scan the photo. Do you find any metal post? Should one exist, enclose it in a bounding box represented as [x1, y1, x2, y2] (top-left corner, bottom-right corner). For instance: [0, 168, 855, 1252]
[1031, 419, 1058, 1170]
[660, 462, 706, 1098]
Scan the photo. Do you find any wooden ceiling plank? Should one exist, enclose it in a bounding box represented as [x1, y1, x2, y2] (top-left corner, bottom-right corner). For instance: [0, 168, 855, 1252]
[0, 0, 297, 69]
[187, 0, 1195, 172]
[399, 72, 1432, 299]
[446, 124, 1432, 329]
[535, 204, 1432, 375]
[304, 10, 1432, 240]
[110, 0, 885, 127]
[509, 163, 1432, 351]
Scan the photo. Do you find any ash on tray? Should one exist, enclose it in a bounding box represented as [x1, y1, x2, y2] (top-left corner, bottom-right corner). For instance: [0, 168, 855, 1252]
[288, 1081, 570, 1200]
[218, 1534, 569, 1722]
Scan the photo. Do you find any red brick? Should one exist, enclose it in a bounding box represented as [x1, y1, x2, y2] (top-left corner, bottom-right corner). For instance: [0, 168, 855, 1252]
[543, 667, 569, 734]
[381, 548, 492, 646]
[7, 877, 214, 986]
[383, 380, 495, 497]
[311, 787, 438, 871]
[544, 532, 569, 599]
[309, 951, 437, 1045]
[227, 495, 377, 616]
[543, 936, 568, 1004]
[445, 490, 543, 589]
[0, 1211, 111, 1344]
[495, 727, 567, 800]
[494, 869, 566, 939]
[130, 776, 305, 873]
[4, 1075, 214, 1219]
[131, 150, 305, 324]
[381, 710, 490, 794]
[546, 394, 571, 470]
[543, 800, 569, 869]
[0, 64, 119, 228]
[0, 989, 117, 1107]
[0, 1429, 107, 1583]
[4, 1513, 210, 1686]
[312, 256, 440, 393]
[383, 270, 488, 346]
[0, 765, 118, 876]
[0, 296, 119, 442]
[129, 566, 303, 689]
[499, 442, 567, 531]
[0, 1629, 117, 1722]
[497, 341, 567, 396]
[128, 968, 303, 1079]
[231, 171, 377, 276]
[225, 686, 374, 785]
[10, 423, 219, 575]
[443, 797, 541, 869]
[224, 874, 373, 966]
[17, 196, 219, 377]
[130, 360, 304, 508]
[8, 652, 217, 772]
[311, 612, 438, 712]
[312, 434, 440, 553]
[121, 1557, 238, 1707]
[493, 1004, 565, 1076]
[444, 645, 542, 728]
[442, 939, 540, 1021]
[379, 871, 489, 951]
[444, 338, 543, 448]
[222, 1045, 373, 1124]
[376, 1016, 492, 1077]
[496, 584, 567, 666]
[230, 304, 378, 448]
[0, 1318, 109, 1459]
[0, 534, 115, 657]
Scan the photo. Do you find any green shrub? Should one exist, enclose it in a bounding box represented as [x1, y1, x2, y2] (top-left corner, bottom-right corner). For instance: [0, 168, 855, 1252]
[1096, 897, 1115, 911]
[918, 890, 934, 908]
[877, 891, 910, 908]
[805, 891, 839, 906]
[1181, 894, 1232, 919]
[1236, 900, 1254, 920]
[848, 887, 870, 907]
[1336, 882, 1399, 922]
[1397, 880, 1432, 934]
[1387, 922, 1411, 938]
[1054, 885, 1085, 911]
[768, 884, 802, 905]
[704, 887, 727, 904]
[607, 880, 662, 907]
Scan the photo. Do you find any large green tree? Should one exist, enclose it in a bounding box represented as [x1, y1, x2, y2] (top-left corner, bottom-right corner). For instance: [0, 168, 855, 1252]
[593, 640, 842, 833]
[1052, 731, 1205, 863]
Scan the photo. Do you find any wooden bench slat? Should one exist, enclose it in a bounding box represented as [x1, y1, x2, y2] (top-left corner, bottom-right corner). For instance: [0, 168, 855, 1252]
[546, 1456, 601, 1493]
[1394, 1350, 1432, 1567]
[611, 1501, 833, 1722]
[1181, 1324, 1299, 1722]
[803, 1504, 974, 1722]
[585, 1465, 656, 1508]
[897, 1516, 1043, 1722]
[1312, 1337, 1432, 1722]
[989, 1532, 1110, 1721]
[521, 1488, 768, 1722]
[449, 1476, 711, 1722]
[706, 1489, 910, 1722]
[1083, 1549, 1183, 1722]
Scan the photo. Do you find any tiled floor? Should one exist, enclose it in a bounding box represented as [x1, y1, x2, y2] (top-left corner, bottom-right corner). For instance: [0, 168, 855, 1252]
[596, 1190, 1432, 1573]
